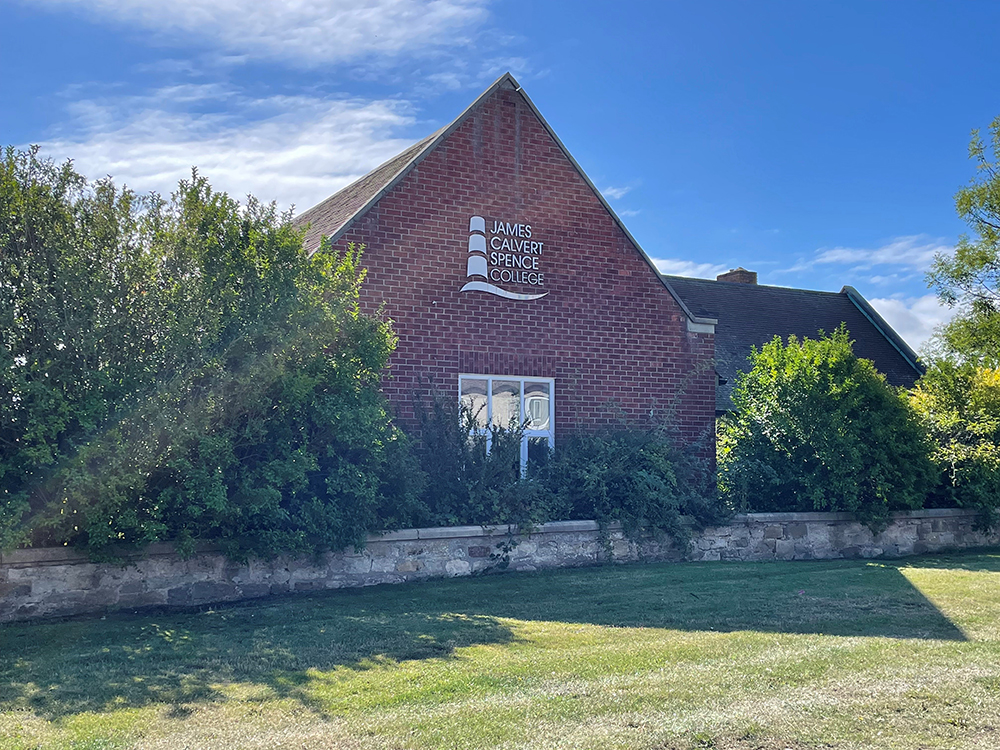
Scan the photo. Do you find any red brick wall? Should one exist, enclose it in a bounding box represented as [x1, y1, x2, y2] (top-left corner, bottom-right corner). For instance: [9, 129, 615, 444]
[332, 86, 716, 445]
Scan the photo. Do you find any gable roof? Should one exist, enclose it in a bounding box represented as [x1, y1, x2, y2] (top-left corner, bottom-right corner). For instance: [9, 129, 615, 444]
[296, 128, 442, 255]
[663, 274, 925, 412]
[294, 73, 716, 329]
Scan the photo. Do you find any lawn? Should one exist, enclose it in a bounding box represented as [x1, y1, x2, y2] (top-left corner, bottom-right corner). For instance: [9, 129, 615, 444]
[3, 552, 1000, 749]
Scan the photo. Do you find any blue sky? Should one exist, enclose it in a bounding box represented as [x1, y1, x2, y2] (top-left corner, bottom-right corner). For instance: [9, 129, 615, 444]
[3, 0, 998, 349]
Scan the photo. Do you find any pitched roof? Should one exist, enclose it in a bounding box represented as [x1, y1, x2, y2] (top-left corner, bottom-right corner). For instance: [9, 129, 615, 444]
[294, 73, 715, 328]
[295, 129, 442, 255]
[663, 275, 924, 412]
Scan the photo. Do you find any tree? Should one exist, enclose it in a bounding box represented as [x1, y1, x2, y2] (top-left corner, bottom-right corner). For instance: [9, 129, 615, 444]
[717, 327, 937, 527]
[927, 115, 1000, 365]
[910, 362, 1000, 527]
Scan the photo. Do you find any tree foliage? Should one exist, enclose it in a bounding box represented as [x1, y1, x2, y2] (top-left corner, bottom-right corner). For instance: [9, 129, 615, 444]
[910, 362, 1000, 526]
[717, 327, 937, 527]
[927, 115, 1000, 365]
[0, 147, 421, 558]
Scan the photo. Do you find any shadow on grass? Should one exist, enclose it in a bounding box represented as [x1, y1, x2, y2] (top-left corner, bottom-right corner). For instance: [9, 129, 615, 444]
[0, 606, 517, 721]
[0, 552, 979, 721]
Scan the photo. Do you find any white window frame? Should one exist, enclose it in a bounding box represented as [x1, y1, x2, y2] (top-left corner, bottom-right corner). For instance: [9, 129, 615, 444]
[458, 374, 555, 472]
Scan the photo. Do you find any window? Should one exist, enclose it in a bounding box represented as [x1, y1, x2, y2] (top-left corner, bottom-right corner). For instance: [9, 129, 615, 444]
[459, 374, 555, 471]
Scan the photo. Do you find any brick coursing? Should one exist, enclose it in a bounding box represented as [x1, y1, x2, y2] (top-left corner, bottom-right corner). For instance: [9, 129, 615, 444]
[330, 87, 716, 444]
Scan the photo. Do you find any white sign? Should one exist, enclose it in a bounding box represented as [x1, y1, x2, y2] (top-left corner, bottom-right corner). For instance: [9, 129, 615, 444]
[460, 215, 548, 300]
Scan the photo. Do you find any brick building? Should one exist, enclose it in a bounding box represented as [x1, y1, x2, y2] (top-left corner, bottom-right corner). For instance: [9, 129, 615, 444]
[296, 73, 719, 462]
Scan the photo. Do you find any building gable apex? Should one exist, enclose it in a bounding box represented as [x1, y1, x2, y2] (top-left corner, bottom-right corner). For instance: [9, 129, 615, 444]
[296, 73, 715, 330]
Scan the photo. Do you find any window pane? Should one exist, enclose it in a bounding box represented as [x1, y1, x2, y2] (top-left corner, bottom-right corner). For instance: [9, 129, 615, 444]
[460, 378, 488, 429]
[526, 436, 551, 472]
[524, 381, 551, 431]
[491, 380, 520, 428]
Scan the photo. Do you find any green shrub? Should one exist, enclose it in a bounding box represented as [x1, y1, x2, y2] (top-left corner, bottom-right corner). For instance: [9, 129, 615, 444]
[1, 148, 422, 559]
[718, 327, 937, 528]
[1, 147, 154, 549]
[911, 362, 1000, 527]
[541, 423, 723, 542]
[412, 394, 554, 528]
[412, 394, 722, 541]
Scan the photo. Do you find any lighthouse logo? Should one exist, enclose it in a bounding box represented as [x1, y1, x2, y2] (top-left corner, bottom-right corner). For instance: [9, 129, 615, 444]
[460, 215, 548, 301]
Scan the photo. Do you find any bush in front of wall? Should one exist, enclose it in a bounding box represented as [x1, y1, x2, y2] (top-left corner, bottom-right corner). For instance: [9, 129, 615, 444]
[539, 422, 724, 544]
[1, 148, 424, 560]
[717, 326, 937, 528]
[411, 391, 724, 542]
[412, 394, 556, 528]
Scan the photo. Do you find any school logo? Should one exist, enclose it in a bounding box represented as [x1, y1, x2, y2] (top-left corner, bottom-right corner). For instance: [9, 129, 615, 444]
[460, 215, 548, 300]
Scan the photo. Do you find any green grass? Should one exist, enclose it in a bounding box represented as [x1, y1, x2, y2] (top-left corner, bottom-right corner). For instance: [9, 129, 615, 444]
[4, 552, 1000, 749]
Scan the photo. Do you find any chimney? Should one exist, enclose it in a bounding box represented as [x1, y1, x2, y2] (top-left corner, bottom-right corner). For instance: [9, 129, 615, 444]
[717, 267, 757, 285]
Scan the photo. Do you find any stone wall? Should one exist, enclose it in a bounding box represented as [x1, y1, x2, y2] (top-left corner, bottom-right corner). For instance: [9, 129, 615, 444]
[686, 508, 999, 561]
[2, 509, 997, 623]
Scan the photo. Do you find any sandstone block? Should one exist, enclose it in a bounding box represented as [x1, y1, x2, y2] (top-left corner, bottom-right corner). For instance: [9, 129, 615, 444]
[787, 523, 808, 539]
[0, 582, 31, 597]
[293, 581, 324, 592]
[774, 539, 795, 558]
[167, 586, 192, 605]
[445, 559, 471, 576]
[118, 591, 167, 609]
[190, 581, 238, 604]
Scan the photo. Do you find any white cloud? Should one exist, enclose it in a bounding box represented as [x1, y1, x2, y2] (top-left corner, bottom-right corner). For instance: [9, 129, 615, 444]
[794, 234, 953, 273]
[652, 258, 729, 279]
[618, 209, 641, 217]
[868, 294, 957, 351]
[29, 0, 490, 67]
[601, 185, 631, 200]
[33, 85, 421, 211]
[868, 273, 905, 285]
